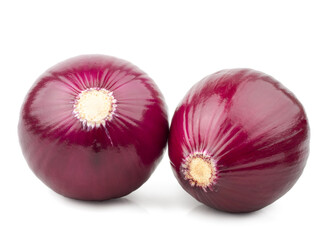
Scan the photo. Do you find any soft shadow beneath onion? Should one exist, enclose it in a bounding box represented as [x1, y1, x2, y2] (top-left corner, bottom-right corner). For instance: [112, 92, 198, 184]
[50, 190, 147, 212]
[129, 185, 199, 210]
[188, 204, 269, 218]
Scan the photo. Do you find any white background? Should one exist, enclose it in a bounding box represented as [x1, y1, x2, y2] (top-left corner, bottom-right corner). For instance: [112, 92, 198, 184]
[0, 0, 329, 239]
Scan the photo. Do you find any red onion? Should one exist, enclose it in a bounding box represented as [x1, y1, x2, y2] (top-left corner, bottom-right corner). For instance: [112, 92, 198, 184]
[168, 69, 309, 213]
[18, 55, 168, 200]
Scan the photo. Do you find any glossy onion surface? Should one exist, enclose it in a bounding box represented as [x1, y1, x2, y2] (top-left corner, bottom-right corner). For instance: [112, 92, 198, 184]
[19, 55, 168, 200]
[169, 69, 309, 213]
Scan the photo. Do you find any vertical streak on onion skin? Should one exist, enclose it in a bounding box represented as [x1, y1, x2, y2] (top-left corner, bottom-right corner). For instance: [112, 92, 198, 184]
[168, 69, 310, 213]
[18, 55, 168, 200]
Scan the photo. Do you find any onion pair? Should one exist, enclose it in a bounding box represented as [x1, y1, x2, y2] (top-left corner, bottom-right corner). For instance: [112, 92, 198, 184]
[19, 55, 309, 213]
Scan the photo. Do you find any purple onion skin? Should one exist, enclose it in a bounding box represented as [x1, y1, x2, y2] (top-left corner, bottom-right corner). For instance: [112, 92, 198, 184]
[18, 55, 168, 201]
[169, 69, 309, 213]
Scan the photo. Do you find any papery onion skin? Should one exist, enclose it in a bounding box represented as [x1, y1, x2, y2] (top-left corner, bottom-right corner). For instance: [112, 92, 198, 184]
[168, 69, 309, 213]
[18, 55, 168, 200]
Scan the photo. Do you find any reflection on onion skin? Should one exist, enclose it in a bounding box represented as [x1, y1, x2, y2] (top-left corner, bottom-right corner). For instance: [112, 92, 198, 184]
[18, 55, 169, 201]
[169, 69, 309, 213]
